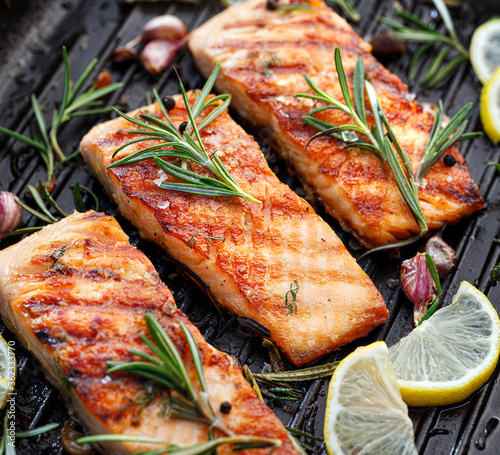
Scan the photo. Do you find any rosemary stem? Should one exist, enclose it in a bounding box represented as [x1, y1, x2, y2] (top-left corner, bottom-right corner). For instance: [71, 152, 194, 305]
[349, 109, 377, 148]
[50, 130, 65, 161]
[47, 148, 54, 181]
[194, 397, 236, 437]
[454, 41, 469, 59]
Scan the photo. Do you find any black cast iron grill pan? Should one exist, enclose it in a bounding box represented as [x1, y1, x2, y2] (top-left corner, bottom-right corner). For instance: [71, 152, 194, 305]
[0, 0, 499, 453]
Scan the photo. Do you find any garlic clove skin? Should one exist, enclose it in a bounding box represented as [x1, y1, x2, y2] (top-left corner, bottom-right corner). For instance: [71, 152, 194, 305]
[60, 421, 96, 455]
[140, 15, 187, 43]
[0, 192, 23, 242]
[110, 46, 138, 63]
[424, 234, 457, 278]
[400, 253, 437, 325]
[140, 39, 185, 74]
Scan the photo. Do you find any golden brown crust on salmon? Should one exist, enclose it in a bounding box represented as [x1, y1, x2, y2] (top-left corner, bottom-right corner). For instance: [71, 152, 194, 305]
[188, 0, 484, 248]
[80, 94, 388, 366]
[0, 211, 297, 454]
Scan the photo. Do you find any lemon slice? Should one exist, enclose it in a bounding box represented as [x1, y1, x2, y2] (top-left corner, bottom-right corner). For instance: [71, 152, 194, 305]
[0, 335, 16, 409]
[470, 19, 500, 84]
[324, 341, 418, 455]
[480, 66, 500, 143]
[389, 281, 500, 407]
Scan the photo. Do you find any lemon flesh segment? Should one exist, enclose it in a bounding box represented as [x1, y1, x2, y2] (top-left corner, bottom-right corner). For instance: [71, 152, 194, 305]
[324, 341, 418, 455]
[0, 335, 16, 410]
[470, 19, 500, 84]
[389, 281, 500, 408]
[480, 66, 500, 144]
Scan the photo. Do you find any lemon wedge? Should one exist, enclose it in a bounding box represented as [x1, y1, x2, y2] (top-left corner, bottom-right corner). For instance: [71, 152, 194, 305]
[0, 335, 16, 409]
[389, 281, 500, 407]
[324, 341, 418, 455]
[470, 19, 500, 84]
[480, 66, 500, 143]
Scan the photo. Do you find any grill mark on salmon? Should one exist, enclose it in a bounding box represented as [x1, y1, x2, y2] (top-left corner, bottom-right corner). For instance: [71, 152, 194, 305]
[188, 0, 484, 248]
[80, 93, 388, 366]
[0, 211, 297, 454]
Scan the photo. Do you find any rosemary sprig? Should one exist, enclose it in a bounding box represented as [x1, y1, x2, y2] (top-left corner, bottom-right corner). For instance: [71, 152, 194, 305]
[244, 360, 340, 402]
[295, 47, 477, 255]
[108, 64, 261, 205]
[285, 280, 299, 315]
[0, 47, 122, 182]
[187, 231, 224, 251]
[253, 361, 339, 382]
[9, 181, 99, 236]
[78, 314, 282, 455]
[381, 0, 468, 86]
[49, 243, 69, 272]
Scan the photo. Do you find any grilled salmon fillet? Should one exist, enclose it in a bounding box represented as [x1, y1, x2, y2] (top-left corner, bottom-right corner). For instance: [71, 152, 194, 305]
[80, 94, 388, 366]
[188, 0, 484, 248]
[0, 211, 297, 454]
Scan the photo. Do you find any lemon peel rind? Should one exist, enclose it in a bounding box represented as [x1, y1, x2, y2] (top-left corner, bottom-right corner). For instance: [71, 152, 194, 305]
[480, 66, 500, 143]
[470, 18, 500, 84]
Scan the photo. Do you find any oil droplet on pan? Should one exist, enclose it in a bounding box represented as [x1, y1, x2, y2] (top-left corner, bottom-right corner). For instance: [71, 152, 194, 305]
[475, 417, 499, 450]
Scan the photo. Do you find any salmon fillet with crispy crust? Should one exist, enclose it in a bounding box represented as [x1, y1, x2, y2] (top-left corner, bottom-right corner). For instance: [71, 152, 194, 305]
[188, 0, 484, 248]
[0, 211, 297, 455]
[80, 94, 388, 366]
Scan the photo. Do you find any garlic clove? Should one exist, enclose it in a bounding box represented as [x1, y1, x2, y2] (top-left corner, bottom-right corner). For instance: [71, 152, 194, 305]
[140, 39, 185, 74]
[424, 234, 457, 278]
[140, 15, 187, 43]
[0, 192, 23, 242]
[400, 253, 437, 325]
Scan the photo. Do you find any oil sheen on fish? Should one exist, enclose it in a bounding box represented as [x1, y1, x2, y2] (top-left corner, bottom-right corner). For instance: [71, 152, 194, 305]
[80, 94, 388, 366]
[0, 211, 297, 454]
[188, 0, 485, 248]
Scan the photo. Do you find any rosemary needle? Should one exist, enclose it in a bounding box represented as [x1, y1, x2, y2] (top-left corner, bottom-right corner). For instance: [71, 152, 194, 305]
[326, 0, 361, 22]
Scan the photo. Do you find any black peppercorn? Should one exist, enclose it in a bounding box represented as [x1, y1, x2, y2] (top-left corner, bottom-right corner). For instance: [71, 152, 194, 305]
[220, 401, 232, 414]
[443, 154, 457, 167]
[179, 121, 188, 134]
[162, 96, 176, 112]
[266, 0, 278, 10]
